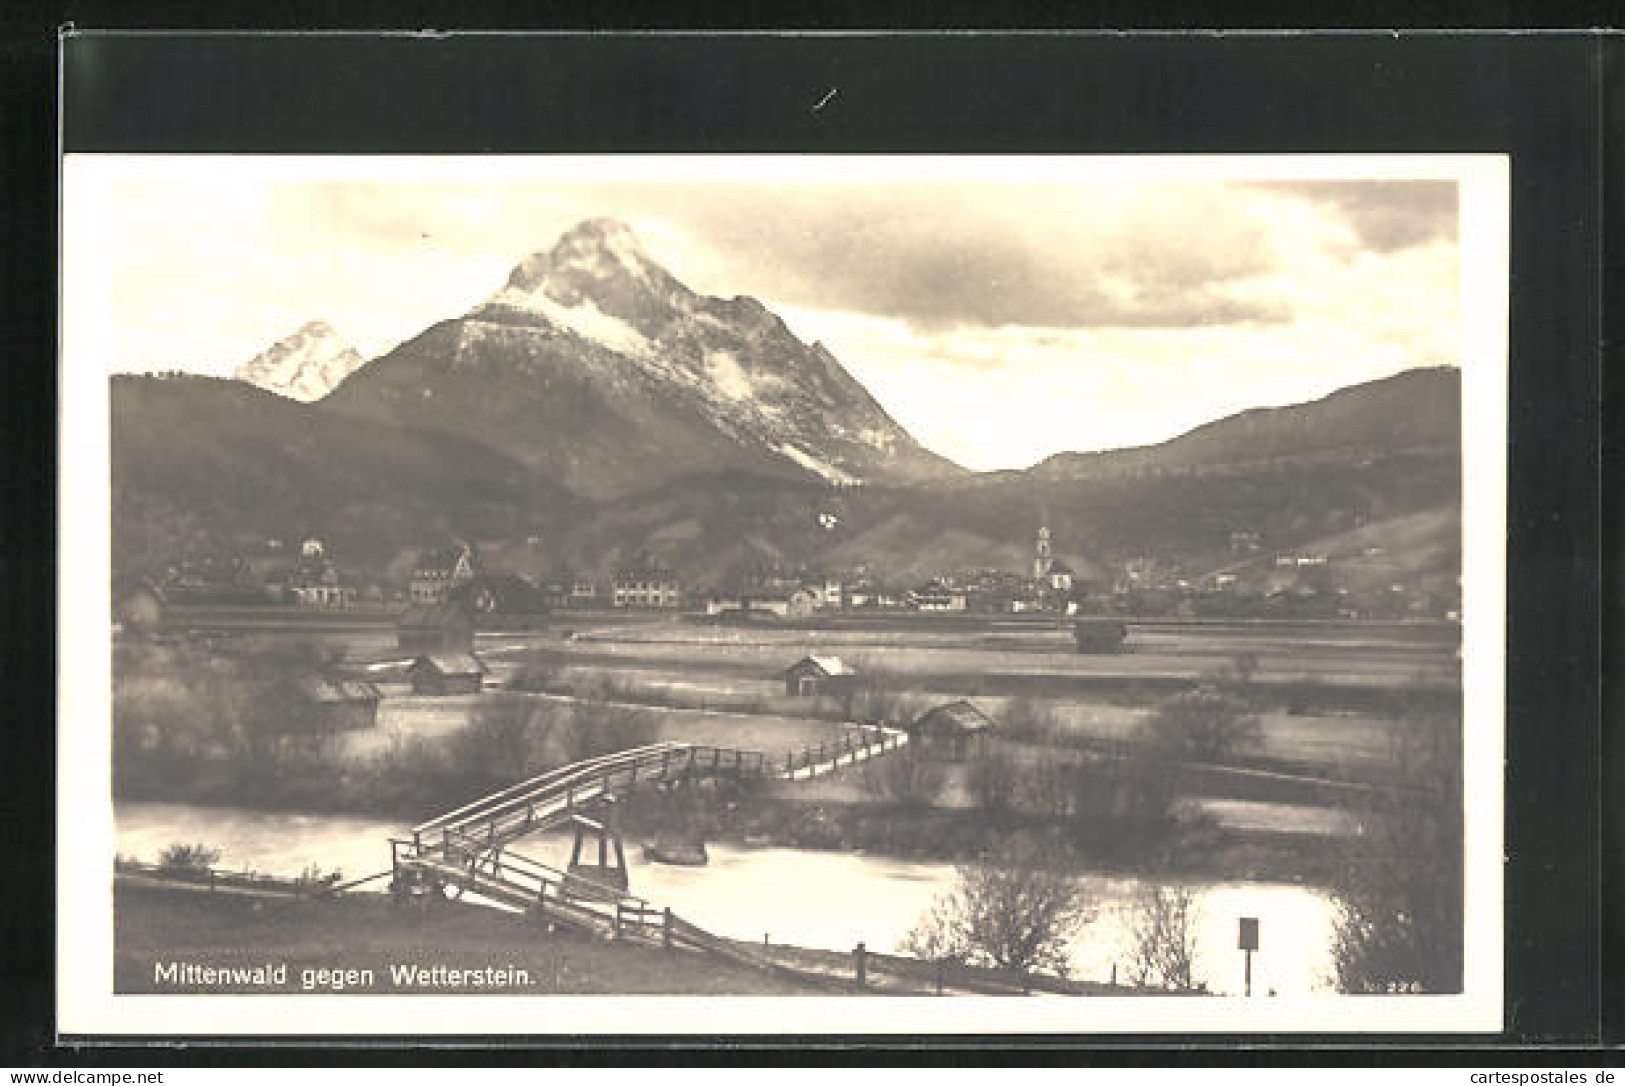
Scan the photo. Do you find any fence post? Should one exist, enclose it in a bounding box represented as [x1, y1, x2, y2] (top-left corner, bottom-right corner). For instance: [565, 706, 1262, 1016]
[613, 903, 622, 939]
[853, 941, 867, 989]
[662, 907, 673, 951]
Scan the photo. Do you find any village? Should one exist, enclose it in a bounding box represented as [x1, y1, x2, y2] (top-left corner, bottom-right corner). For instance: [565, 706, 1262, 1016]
[120, 514, 1460, 631]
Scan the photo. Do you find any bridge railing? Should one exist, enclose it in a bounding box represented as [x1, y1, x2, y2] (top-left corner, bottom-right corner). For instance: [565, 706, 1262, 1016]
[778, 723, 905, 778]
[412, 742, 685, 837]
[413, 742, 771, 848]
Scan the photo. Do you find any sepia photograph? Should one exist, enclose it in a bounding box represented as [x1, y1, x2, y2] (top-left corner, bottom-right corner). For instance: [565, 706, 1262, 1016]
[57, 153, 1507, 1036]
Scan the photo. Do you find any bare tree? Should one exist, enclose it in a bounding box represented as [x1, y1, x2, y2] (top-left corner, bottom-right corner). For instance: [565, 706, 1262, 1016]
[1125, 884, 1201, 990]
[901, 845, 1094, 978]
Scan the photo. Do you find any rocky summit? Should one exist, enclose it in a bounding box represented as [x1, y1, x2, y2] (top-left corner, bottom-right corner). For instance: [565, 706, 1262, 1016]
[233, 319, 366, 403]
[318, 219, 962, 497]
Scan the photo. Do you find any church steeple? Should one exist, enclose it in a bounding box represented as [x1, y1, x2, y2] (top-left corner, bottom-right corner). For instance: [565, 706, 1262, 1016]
[1034, 524, 1053, 579]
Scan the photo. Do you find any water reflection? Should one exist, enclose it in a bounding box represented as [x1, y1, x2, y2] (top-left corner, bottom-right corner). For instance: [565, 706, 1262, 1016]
[116, 802, 1335, 995]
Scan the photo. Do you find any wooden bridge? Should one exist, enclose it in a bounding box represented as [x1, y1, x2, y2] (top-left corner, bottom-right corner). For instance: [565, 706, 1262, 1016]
[389, 725, 908, 980]
[406, 725, 906, 855]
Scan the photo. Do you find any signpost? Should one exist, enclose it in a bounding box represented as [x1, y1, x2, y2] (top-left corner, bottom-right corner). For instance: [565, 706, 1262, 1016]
[1238, 917, 1260, 996]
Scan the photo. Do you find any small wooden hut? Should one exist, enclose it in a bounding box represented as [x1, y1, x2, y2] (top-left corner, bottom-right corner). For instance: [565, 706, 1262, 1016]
[907, 699, 997, 762]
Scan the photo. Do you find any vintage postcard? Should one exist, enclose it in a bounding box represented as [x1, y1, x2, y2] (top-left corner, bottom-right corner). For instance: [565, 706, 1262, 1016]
[58, 153, 1507, 1036]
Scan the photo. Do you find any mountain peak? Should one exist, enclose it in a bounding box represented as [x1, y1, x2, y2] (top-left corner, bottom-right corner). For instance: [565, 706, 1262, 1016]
[234, 319, 366, 403]
[505, 217, 666, 295]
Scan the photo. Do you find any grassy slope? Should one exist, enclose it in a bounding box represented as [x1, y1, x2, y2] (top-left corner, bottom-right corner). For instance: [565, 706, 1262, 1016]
[115, 882, 816, 995]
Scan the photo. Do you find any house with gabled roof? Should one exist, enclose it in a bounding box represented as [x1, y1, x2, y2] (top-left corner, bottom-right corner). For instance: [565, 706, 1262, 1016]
[410, 543, 477, 605]
[408, 652, 487, 696]
[907, 699, 997, 762]
[782, 655, 857, 697]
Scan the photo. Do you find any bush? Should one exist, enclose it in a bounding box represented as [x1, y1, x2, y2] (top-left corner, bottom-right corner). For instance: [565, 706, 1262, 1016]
[159, 842, 221, 871]
[1144, 686, 1261, 762]
[863, 748, 946, 809]
[967, 748, 1020, 817]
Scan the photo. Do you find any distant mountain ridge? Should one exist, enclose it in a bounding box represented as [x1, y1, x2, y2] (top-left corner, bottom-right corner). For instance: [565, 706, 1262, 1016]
[109, 218, 1460, 592]
[319, 218, 961, 497]
[233, 319, 366, 403]
[1025, 366, 1459, 481]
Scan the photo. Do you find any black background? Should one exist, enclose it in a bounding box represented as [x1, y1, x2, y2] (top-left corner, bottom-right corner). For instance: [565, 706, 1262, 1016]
[5, 26, 1613, 1062]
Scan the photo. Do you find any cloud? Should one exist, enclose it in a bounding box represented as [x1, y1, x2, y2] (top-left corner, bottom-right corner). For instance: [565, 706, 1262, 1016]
[1251, 181, 1458, 252]
[633, 182, 1291, 332]
[84, 162, 1467, 469]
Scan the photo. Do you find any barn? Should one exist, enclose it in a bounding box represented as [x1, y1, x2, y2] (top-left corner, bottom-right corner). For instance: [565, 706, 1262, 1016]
[293, 677, 383, 731]
[782, 655, 857, 697]
[408, 653, 487, 696]
[907, 700, 997, 762]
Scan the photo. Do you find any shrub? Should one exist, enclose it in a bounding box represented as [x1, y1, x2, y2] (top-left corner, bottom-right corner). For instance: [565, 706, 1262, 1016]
[1144, 685, 1261, 762]
[863, 748, 946, 809]
[966, 748, 1020, 817]
[158, 842, 221, 872]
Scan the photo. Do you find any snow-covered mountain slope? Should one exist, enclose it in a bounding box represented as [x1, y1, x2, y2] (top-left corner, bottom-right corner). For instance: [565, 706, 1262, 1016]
[320, 219, 961, 498]
[233, 320, 366, 403]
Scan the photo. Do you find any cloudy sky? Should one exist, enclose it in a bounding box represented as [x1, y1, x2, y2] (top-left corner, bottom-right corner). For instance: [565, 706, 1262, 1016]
[78, 157, 1467, 471]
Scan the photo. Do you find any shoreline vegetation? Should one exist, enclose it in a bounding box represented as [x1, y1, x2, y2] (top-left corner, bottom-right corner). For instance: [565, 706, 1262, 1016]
[114, 618, 1464, 993]
[113, 633, 1455, 887]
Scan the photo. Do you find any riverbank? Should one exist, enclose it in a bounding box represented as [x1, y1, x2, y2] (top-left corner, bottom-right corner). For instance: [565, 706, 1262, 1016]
[615, 793, 1348, 888]
[114, 881, 821, 995]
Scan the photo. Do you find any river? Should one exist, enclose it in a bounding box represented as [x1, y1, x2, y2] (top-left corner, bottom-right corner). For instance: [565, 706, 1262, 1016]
[116, 801, 1337, 996]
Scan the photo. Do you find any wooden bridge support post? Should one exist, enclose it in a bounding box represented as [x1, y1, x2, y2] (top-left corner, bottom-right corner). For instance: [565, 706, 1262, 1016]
[853, 941, 867, 990]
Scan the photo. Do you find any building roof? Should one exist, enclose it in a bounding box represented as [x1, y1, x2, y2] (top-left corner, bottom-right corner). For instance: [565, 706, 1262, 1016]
[413, 652, 486, 677]
[613, 566, 677, 582]
[912, 699, 997, 734]
[785, 654, 855, 678]
[397, 601, 474, 630]
[296, 676, 382, 704]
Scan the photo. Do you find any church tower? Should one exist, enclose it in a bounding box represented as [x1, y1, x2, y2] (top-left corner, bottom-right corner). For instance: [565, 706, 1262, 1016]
[1034, 524, 1053, 579]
